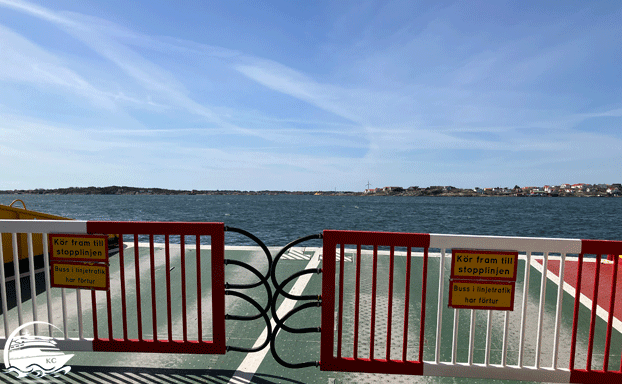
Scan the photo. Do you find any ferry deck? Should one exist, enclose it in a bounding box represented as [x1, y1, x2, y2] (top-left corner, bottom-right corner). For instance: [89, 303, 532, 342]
[0, 220, 621, 384]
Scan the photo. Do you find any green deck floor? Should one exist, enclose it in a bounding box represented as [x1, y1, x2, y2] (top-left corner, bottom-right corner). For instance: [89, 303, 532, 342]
[0, 245, 618, 384]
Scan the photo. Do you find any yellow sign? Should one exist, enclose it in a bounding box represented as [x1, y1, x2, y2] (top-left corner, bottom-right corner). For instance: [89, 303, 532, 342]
[49, 235, 108, 262]
[449, 280, 515, 310]
[451, 249, 518, 281]
[51, 261, 108, 290]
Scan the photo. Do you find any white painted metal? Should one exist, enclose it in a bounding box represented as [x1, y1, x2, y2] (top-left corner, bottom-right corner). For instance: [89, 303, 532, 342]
[12, 234, 22, 326]
[518, 251, 532, 367]
[468, 309, 475, 365]
[27, 233, 37, 333]
[0, 219, 87, 234]
[535, 253, 549, 369]
[0, 220, 87, 338]
[0, 235, 7, 336]
[529, 257, 622, 334]
[0, 221, 615, 382]
[501, 310, 509, 366]
[451, 308, 459, 364]
[429, 234, 581, 254]
[77, 289, 83, 339]
[552, 253, 566, 369]
[434, 248, 445, 364]
[62, 288, 68, 338]
[485, 310, 492, 366]
[423, 362, 572, 383]
[43, 233, 54, 336]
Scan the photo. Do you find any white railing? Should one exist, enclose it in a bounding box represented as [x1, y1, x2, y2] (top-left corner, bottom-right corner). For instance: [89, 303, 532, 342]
[0, 220, 89, 348]
[426, 234, 586, 382]
[321, 230, 622, 383]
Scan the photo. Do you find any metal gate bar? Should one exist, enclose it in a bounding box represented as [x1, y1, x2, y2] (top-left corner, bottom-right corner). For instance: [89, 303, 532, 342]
[321, 230, 431, 375]
[85, 221, 225, 354]
[319, 231, 622, 383]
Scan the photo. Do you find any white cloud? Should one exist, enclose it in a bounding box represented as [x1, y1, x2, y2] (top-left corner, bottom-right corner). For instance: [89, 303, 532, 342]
[0, 25, 116, 109]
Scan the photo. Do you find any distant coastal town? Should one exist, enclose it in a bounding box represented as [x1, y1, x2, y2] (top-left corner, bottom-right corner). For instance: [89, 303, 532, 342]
[1, 183, 621, 197]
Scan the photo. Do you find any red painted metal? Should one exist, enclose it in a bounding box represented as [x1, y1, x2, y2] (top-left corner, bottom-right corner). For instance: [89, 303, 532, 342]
[118, 234, 128, 340]
[337, 244, 345, 358]
[369, 245, 378, 360]
[180, 237, 188, 342]
[85, 221, 226, 354]
[569, 370, 622, 383]
[149, 235, 157, 341]
[386, 246, 395, 361]
[544, 238, 622, 379]
[210, 226, 226, 351]
[603, 254, 618, 371]
[353, 243, 361, 360]
[106, 275, 113, 339]
[320, 230, 430, 374]
[402, 247, 411, 363]
[418, 247, 428, 363]
[195, 235, 202, 343]
[134, 235, 143, 341]
[569, 253, 584, 371]
[165, 234, 172, 342]
[586, 254, 602, 371]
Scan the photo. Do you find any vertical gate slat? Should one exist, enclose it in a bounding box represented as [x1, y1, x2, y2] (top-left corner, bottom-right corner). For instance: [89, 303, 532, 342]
[570, 253, 584, 370]
[134, 235, 142, 341]
[386, 245, 395, 361]
[369, 245, 378, 360]
[402, 247, 411, 363]
[418, 247, 429, 363]
[353, 243, 361, 360]
[149, 234, 157, 341]
[181, 236, 187, 342]
[196, 235, 202, 342]
[603, 254, 619, 371]
[165, 234, 172, 342]
[337, 244, 345, 359]
[586, 254, 602, 371]
[118, 234, 128, 340]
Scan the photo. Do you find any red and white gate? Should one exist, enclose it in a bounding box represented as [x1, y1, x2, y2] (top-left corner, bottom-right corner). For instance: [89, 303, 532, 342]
[0, 220, 225, 354]
[320, 230, 622, 383]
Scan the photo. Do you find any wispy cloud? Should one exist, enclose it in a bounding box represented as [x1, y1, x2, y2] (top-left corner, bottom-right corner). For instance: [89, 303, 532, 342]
[0, 0, 620, 190]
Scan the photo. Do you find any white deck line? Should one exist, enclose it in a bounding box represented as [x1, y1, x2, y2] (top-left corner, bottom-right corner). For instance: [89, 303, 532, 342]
[227, 248, 322, 384]
[529, 257, 622, 334]
[423, 362, 571, 383]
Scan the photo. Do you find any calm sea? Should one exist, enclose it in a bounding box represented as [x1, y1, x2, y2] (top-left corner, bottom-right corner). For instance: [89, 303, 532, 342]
[2, 194, 620, 245]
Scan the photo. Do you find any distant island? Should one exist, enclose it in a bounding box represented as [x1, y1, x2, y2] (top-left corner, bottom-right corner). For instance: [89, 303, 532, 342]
[1, 184, 621, 197]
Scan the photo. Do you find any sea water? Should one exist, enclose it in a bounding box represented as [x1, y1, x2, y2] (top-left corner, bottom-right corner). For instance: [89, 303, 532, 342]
[2, 194, 621, 383]
[2, 194, 620, 244]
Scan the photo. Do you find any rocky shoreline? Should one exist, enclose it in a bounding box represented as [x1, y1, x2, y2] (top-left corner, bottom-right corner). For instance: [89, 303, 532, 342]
[1, 185, 620, 197]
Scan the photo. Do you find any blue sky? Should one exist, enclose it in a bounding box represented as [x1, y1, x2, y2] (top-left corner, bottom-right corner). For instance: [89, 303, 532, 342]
[1, 0, 621, 191]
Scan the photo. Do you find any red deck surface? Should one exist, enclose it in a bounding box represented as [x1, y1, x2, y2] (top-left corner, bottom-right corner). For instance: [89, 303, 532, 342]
[539, 258, 622, 322]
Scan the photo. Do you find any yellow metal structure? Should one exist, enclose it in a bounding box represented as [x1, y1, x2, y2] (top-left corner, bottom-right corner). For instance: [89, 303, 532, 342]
[0, 200, 72, 264]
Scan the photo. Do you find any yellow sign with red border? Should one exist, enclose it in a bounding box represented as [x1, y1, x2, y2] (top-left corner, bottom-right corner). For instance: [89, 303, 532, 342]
[449, 280, 515, 310]
[51, 261, 109, 290]
[49, 234, 109, 290]
[449, 249, 518, 311]
[451, 249, 518, 281]
[49, 234, 108, 262]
